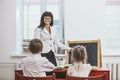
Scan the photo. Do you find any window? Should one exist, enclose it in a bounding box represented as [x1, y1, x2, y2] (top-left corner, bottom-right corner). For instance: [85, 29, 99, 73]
[16, 0, 64, 53]
[106, 0, 120, 53]
[24, 4, 41, 39]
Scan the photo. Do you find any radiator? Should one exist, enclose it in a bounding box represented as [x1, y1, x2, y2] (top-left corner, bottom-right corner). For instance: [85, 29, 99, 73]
[106, 63, 120, 80]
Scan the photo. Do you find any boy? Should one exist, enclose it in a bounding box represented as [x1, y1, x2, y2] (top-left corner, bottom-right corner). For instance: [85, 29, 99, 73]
[20, 39, 55, 77]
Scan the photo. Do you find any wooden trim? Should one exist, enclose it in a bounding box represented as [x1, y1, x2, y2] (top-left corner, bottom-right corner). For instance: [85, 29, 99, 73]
[66, 39, 102, 67]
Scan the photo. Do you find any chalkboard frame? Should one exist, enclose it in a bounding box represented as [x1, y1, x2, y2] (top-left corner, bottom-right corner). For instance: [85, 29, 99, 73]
[66, 39, 102, 67]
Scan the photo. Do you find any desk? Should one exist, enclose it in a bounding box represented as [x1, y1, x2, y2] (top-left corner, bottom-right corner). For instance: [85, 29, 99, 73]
[53, 68, 110, 80]
[15, 68, 109, 80]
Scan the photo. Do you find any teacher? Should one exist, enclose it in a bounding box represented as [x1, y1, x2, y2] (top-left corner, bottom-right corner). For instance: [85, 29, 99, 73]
[34, 11, 71, 66]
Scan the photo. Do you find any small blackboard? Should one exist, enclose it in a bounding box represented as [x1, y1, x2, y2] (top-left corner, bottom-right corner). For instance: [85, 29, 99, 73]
[66, 39, 102, 67]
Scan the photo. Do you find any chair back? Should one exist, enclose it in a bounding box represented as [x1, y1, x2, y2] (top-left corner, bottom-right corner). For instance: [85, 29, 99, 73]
[15, 70, 23, 80]
[66, 74, 106, 80]
[15, 70, 55, 80]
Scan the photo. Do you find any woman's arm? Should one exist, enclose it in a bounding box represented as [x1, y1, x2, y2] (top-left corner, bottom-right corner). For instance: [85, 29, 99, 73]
[53, 35, 71, 51]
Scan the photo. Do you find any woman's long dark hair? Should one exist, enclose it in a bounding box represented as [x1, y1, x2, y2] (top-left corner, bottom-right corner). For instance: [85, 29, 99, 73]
[38, 11, 54, 29]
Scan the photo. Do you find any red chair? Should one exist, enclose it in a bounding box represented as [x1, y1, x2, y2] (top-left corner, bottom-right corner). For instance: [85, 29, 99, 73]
[15, 70, 23, 80]
[66, 74, 106, 80]
[15, 70, 55, 80]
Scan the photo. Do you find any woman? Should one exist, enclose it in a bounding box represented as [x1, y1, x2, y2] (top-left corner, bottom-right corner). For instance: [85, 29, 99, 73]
[34, 11, 71, 66]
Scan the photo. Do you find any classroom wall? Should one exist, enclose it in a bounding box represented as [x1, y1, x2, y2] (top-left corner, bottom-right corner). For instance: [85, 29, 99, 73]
[0, 0, 16, 61]
[64, 0, 106, 54]
[0, 0, 16, 80]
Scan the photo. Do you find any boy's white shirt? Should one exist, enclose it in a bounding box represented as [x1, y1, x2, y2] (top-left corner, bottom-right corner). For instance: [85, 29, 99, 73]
[34, 27, 70, 53]
[20, 53, 55, 77]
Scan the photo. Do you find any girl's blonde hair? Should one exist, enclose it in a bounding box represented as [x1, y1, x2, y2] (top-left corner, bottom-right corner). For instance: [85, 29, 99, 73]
[72, 45, 88, 63]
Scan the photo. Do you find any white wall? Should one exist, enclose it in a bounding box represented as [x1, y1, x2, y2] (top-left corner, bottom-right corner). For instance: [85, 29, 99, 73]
[0, 0, 16, 80]
[64, 0, 106, 54]
[0, 0, 16, 61]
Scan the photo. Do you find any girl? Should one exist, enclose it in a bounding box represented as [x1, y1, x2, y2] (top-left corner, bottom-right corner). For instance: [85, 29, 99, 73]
[67, 45, 98, 77]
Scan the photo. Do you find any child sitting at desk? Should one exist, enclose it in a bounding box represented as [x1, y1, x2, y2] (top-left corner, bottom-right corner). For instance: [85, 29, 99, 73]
[20, 39, 55, 77]
[67, 45, 98, 77]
